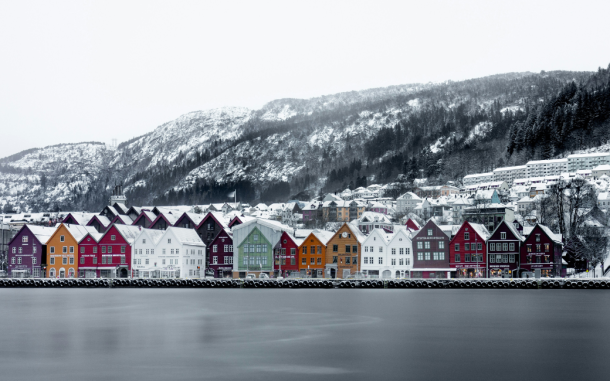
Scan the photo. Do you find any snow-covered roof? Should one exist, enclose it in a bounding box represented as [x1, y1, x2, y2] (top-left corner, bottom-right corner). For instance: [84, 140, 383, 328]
[527, 158, 568, 165]
[136, 228, 166, 245]
[593, 164, 610, 171]
[468, 222, 490, 241]
[88, 215, 111, 227]
[114, 214, 134, 224]
[568, 152, 610, 158]
[347, 222, 367, 243]
[113, 224, 145, 245]
[165, 227, 205, 246]
[62, 223, 99, 242]
[64, 212, 97, 225]
[311, 229, 335, 245]
[25, 225, 57, 245]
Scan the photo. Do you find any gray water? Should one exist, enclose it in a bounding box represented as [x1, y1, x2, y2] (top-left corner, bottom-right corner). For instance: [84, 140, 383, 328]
[1, 289, 608, 381]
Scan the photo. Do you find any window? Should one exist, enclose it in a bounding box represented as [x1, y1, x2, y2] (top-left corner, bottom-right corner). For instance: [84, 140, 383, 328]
[121, 246, 125, 253]
[379, 246, 383, 253]
[63, 246, 67, 254]
[33, 245, 37, 254]
[465, 243, 470, 251]
[93, 257, 97, 264]
[162, 259, 166, 265]
[433, 252, 439, 260]
[22, 236, 28, 243]
[399, 248, 404, 255]
[438, 241, 444, 249]
[213, 245, 218, 252]
[213, 257, 218, 264]
[502, 243, 508, 251]
[545, 244, 550, 252]
[399, 258, 404, 266]
[424, 252, 431, 260]
[50, 246, 55, 254]
[465, 254, 470, 262]
[490, 243, 495, 251]
[509, 254, 515, 263]
[62, 257, 67, 265]
[417, 242, 423, 249]
[60, 235, 65, 242]
[18, 247, 22, 254]
[364, 257, 368, 264]
[17, 257, 21, 264]
[464, 232, 470, 240]
[50, 257, 55, 265]
[392, 248, 396, 255]
[143, 239, 146, 244]
[69, 246, 74, 253]
[502, 254, 508, 263]
[302, 257, 306, 265]
[345, 257, 351, 264]
[424, 242, 430, 249]
[121, 255, 126, 264]
[352, 246, 358, 253]
[490, 254, 495, 263]
[102, 246, 106, 254]
[303, 246, 307, 254]
[253, 234, 258, 241]
[108, 246, 112, 254]
[310, 246, 315, 255]
[501, 232, 506, 239]
[527, 245, 532, 252]
[317, 246, 322, 254]
[455, 253, 461, 262]
[168, 239, 172, 244]
[427, 229, 432, 236]
[80, 247, 84, 254]
[417, 253, 423, 260]
[111, 235, 116, 241]
[145, 259, 149, 265]
[333, 256, 338, 264]
[345, 245, 351, 253]
[391, 258, 396, 265]
[333, 245, 338, 252]
[509, 243, 515, 251]
[69, 257, 74, 265]
[455, 244, 460, 251]
[477, 243, 482, 250]
[536, 244, 541, 252]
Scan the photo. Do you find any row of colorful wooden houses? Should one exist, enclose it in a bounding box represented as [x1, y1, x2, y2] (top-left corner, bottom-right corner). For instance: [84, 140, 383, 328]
[6, 207, 564, 279]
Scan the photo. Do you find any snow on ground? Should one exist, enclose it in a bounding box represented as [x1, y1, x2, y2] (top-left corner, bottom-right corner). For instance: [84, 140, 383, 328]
[465, 122, 493, 144]
[501, 105, 523, 114]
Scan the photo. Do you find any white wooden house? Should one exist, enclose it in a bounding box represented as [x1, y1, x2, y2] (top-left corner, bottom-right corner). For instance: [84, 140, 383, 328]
[361, 228, 413, 279]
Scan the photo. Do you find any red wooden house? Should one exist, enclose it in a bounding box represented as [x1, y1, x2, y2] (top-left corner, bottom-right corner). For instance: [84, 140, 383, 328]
[273, 231, 301, 277]
[77, 231, 102, 278]
[520, 224, 563, 278]
[208, 228, 234, 278]
[486, 220, 524, 278]
[95, 224, 141, 278]
[449, 221, 490, 278]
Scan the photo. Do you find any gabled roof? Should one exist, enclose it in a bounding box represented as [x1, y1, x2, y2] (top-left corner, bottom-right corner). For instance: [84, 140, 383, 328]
[132, 211, 156, 225]
[79, 231, 103, 244]
[199, 211, 230, 230]
[151, 212, 179, 227]
[63, 212, 97, 226]
[489, 220, 525, 242]
[113, 203, 129, 214]
[112, 214, 134, 225]
[127, 206, 142, 216]
[231, 217, 293, 233]
[346, 222, 366, 243]
[101, 205, 120, 217]
[176, 212, 206, 227]
[405, 218, 421, 230]
[363, 228, 393, 245]
[310, 229, 335, 245]
[111, 224, 148, 245]
[387, 228, 412, 245]
[55, 223, 99, 242]
[8, 224, 57, 246]
[164, 227, 206, 246]
[135, 228, 166, 246]
[87, 215, 111, 228]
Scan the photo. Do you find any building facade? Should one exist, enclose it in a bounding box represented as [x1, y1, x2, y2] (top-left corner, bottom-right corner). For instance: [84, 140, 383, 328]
[411, 220, 452, 278]
[324, 223, 364, 279]
[486, 220, 523, 278]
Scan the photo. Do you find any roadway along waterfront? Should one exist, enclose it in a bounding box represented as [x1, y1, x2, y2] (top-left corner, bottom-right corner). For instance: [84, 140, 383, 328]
[1, 289, 609, 381]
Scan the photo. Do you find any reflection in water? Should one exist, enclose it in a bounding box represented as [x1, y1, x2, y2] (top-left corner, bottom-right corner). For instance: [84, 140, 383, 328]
[0, 289, 609, 381]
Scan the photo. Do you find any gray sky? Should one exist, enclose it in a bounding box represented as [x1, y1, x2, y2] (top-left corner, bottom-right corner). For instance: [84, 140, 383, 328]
[1, 0, 609, 157]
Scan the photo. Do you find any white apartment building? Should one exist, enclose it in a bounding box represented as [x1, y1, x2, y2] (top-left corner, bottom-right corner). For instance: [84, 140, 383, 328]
[592, 165, 610, 178]
[133, 227, 206, 279]
[526, 158, 568, 178]
[396, 192, 422, 213]
[567, 153, 610, 172]
[361, 228, 413, 279]
[463, 172, 494, 186]
[493, 165, 526, 186]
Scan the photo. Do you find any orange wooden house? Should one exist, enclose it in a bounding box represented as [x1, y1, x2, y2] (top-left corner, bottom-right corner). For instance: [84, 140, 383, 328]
[324, 223, 366, 279]
[46, 223, 97, 278]
[298, 230, 334, 278]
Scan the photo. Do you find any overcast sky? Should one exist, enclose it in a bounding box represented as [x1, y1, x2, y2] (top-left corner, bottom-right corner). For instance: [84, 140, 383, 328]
[1, 0, 609, 157]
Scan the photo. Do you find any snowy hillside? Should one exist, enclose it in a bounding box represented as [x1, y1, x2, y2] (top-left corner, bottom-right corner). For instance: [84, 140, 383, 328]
[0, 69, 594, 212]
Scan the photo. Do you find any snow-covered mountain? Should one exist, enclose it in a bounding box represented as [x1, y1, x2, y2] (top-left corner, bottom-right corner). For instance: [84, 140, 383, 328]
[0, 70, 594, 213]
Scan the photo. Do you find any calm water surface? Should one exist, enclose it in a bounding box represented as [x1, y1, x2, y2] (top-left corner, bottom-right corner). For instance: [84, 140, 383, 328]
[1, 289, 608, 381]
